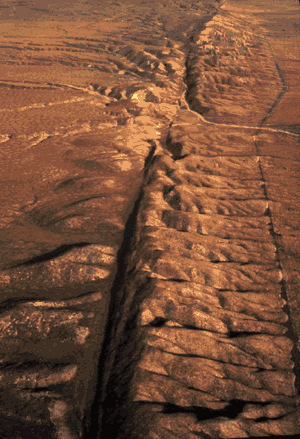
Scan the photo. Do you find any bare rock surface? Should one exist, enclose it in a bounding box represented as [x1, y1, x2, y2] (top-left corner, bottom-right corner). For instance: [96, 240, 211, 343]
[0, 0, 299, 438]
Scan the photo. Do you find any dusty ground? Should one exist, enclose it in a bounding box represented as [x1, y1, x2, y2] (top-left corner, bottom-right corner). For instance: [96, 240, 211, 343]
[0, 1, 299, 438]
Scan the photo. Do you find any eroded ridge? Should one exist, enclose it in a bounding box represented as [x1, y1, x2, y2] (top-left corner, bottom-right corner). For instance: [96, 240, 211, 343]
[97, 6, 300, 439]
[184, 10, 282, 125]
[99, 114, 299, 438]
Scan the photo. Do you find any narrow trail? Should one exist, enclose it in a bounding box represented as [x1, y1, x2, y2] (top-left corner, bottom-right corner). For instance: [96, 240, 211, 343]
[1, 14, 298, 147]
[181, 93, 299, 138]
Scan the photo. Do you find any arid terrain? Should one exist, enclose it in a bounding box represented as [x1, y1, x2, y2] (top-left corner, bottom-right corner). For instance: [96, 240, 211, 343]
[0, 1, 299, 438]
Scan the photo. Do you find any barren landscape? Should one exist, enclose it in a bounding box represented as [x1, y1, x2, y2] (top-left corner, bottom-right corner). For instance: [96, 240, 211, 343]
[0, 1, 299, 438]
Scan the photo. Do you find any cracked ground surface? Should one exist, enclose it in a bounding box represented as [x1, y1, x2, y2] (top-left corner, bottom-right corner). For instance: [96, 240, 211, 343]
[0, 1, 299, 438]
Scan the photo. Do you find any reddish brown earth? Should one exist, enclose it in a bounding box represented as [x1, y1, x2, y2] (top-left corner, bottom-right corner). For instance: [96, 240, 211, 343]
[0, 1, 299, 438]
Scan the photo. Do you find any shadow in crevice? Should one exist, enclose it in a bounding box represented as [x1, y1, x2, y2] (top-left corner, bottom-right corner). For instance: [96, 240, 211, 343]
[83, 146, 158, 439]
[84, 201, 148, 438]
[10, 242, 91, 268]
[148, 317, 167, 327]
[165, 129, 183, 159]
[161, 400, 248, 420]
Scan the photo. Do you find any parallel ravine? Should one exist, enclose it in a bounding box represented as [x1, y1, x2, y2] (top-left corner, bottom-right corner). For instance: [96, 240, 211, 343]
[89, 6, 300, 439]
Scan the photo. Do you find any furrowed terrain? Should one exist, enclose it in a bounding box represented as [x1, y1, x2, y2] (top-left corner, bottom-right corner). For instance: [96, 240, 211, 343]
[0, 1, 299, 438]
